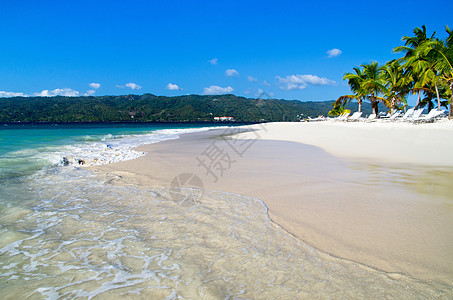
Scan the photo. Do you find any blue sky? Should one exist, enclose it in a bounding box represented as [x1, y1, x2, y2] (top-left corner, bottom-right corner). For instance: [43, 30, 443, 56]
[1, 0, 452, 106]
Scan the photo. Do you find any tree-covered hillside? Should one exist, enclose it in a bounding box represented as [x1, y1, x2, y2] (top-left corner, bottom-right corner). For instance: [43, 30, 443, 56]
[0, 94, 373, 122]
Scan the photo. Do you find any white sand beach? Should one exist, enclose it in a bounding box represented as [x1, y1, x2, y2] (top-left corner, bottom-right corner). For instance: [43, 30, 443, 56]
[93, 120, 453, 285]
[240, 120, 453, 166]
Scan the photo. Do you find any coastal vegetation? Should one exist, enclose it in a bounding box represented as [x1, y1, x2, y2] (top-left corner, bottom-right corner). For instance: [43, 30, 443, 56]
[0, 94, 372, 123]
[331, 25, 453, 118]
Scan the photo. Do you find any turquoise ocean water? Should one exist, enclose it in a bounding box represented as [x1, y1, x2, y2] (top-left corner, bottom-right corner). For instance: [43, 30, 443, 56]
[0, 123, 215, 179]
[0, 123, 451, 299]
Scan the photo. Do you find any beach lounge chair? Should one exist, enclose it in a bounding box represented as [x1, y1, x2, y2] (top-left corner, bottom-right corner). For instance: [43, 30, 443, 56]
[347, 112, 362, 121]
[400, 108, 415, 121]
[388, 111, 402, 120]
[389, 111, 401, 120]
[413, 109, 446, 123]
[404, 108, 424, 122]
[341, 112, 351, 121]
[335, 112, 350, 121]
[332, 113, 343, 121]
[379, 111, 391, 119]
[308, 116, 327, 122]
[365, 114, 376, 122]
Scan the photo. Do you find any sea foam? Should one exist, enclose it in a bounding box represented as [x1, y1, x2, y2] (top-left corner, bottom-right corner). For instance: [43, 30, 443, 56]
[49, 128, 211, 167]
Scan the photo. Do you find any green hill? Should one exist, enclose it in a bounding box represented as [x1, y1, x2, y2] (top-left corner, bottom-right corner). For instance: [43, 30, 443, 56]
[0, 94, 375, 122]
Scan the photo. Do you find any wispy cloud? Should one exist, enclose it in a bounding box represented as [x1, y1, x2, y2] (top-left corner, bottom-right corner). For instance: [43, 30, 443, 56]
[247, 76, 258, 82]
[84, 90, 96, 96]
[0, 91, 27, 97]
[166, 83, 182, 91]
[34, 88, 80, 97]
[89, 82, 101, 89]
[276, 74, 335, 90]
[326, 48, 342, 58]
[225, 69, 239, 77]
[117, 82, 142, 90]
[209, 58, 218, 65]
[0, 88, 88, 97]
[263, 80, 270, 87]
[202, 85, 234, 95]
[125, 82, 142, 90]
[83, 83, 101, 96]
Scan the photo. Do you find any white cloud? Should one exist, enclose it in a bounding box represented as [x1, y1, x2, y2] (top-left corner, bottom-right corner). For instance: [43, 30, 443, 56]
[225, 69, 239, 77]
[1, 88, 88, 98]
[202, 85, 234, 95]
[209, 58, 218, 65]
[327, 48, 342, 58]
[84, 90, 96, 96]
[166, 83, 182, 91]
[34, 88, 80, 97]
[0, 91, 26, 97]
[247, 76, 258, 82]
[263, 80, 270, 87]
[116, 83, 142, 90]
[89, 82, 101, 89]
[125, 82, 142, 90]
[276, 74, 336, 90]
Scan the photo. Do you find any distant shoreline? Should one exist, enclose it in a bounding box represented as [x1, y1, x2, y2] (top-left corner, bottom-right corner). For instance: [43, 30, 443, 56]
[0, 93, 373, 123]
[1, 121, 257, 125]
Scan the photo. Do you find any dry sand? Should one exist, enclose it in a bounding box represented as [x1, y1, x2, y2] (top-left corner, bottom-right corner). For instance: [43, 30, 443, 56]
[240, 120, 453, 166]
[93, 120, 453, 284]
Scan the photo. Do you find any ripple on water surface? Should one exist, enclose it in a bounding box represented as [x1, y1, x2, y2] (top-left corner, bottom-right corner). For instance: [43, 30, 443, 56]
[0, 166, 452, 299]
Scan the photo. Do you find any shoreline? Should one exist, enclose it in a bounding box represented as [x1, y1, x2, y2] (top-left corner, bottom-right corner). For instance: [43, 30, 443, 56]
[91, 121, 453, 285]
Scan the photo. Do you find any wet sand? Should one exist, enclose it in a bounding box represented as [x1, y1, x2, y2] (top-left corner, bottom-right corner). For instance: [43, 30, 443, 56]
[93, 121, 453, 285]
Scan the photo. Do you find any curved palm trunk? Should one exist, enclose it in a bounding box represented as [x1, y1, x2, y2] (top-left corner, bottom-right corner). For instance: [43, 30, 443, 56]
[416, 91, 421, 108]
[450, 82, 453, 119]
[370, 94, 378, 116]
[435, 83, 441, 111]
[428, 100, 433, 112]
[358, 98, 362, 113]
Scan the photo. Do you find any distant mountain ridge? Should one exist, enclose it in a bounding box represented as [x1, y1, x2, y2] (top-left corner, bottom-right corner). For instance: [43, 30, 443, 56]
[0, 94, 374, 122]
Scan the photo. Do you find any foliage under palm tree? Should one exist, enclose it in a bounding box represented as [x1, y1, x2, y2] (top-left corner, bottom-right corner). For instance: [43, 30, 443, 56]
[329, 95, 355, 116]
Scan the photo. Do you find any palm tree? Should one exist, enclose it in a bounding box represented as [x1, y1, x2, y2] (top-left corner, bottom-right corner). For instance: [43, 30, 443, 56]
[333, 62, 390, 117]
[360, 61, 389, 115]
[406, 48, 443, 111]
[342, 66, 366, 112]
[394, 25, 436, 107]
[382, 60, 411, 112]
[394, 25, 436, 59]
[330, 66, 366, 116]
[417, 26, 453, 118]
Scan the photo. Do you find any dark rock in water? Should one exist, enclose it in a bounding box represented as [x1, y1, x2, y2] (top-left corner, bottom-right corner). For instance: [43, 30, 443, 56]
[62, 157, 71, 166]
[78, 159, 85, 165]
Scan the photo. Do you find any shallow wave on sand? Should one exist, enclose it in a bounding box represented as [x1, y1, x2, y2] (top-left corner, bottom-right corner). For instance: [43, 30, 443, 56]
[0, 164, 452, 298]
